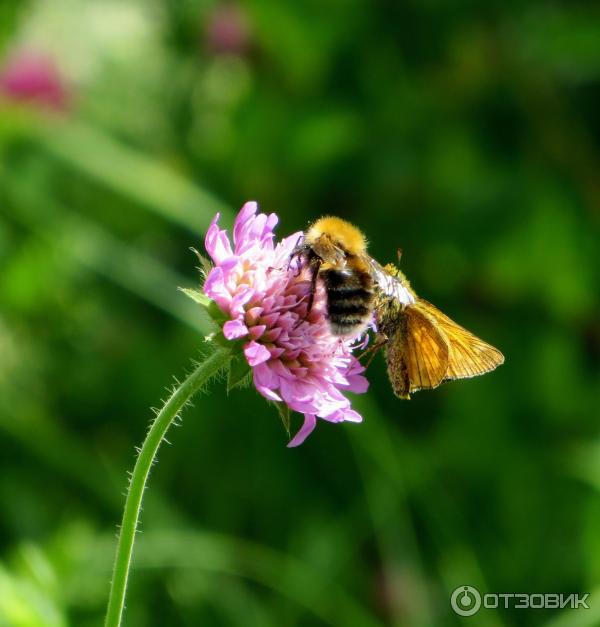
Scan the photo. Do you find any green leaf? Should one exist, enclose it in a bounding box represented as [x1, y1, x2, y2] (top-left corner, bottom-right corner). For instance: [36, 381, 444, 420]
[227, 356, 252, 393]
[272, 402, 292, 437]
[179, 287, 212, 308]
[190, 248, 213, 279]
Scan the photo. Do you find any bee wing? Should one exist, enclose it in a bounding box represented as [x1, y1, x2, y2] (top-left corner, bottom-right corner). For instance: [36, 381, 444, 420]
[415, 299, 504, 380]
[385, 306, 449, 398]
[368, 257, 416, 307]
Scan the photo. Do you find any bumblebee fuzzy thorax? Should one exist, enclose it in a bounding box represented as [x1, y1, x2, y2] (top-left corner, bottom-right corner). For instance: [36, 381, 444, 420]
[305, 217, 368, 260]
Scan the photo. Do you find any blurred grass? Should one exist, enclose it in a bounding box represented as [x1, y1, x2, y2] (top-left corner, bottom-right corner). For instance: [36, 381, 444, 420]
[0, 0, 599, 626]
[38, 121, 234, 233]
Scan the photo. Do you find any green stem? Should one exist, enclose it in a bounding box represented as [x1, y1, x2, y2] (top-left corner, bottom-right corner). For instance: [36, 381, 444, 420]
[104, 347, 232, 627]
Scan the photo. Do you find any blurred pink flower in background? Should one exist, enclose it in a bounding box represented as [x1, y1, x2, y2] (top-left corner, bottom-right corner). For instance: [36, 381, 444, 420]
[205, 4, 251, 56]
[203, 202, 369, 446]
[0, 50, 69, 111]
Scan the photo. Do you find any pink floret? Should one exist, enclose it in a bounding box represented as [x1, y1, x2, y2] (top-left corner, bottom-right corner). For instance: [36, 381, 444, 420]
[203, 201, 369, 446]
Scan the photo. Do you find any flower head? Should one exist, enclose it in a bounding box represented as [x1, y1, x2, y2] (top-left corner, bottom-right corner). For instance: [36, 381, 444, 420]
[205, 4, 251, 56]
[203, 202, 368, 446]
[0, 50, 69, 111]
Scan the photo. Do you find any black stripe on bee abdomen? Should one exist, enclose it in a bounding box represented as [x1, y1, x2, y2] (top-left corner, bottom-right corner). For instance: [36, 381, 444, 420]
[321, 269, 374, 334]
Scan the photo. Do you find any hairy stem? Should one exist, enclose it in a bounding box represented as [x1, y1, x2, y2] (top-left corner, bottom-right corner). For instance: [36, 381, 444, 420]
[104, 347, 232, 627]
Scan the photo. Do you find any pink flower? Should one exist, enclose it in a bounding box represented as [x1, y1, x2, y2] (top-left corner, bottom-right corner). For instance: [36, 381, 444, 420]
[0, 50, 69, 111]
[205, 5, 251, 56]
[203, 202, 369, 446]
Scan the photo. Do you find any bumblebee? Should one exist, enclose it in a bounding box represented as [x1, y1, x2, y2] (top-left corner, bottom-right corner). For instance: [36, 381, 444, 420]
[293, 216, 504, 397]
[292, 216, 376, 337]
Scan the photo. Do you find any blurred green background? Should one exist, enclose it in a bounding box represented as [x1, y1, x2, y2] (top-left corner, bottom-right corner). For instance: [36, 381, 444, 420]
[1, 1, 599, 626]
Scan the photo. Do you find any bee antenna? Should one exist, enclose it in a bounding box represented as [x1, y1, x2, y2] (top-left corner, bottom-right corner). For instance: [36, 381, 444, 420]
[396, 248, 403, 263]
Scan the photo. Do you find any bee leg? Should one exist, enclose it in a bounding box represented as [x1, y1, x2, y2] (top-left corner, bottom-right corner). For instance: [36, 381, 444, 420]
[305, 258, 321, 314]
[287, 250, 301, 274]
[288, 235, 307, 276]
[293, 258, 321, 330]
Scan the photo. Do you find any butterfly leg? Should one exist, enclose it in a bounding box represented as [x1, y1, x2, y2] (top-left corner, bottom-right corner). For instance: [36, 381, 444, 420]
[359, 333, 388, 369]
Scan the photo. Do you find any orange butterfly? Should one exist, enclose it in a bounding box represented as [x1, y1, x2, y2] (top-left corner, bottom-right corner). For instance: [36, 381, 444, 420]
[372, 263, 504, 398]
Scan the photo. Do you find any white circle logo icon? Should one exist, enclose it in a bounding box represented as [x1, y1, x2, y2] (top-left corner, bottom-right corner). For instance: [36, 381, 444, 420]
[451, 585, 482, 616]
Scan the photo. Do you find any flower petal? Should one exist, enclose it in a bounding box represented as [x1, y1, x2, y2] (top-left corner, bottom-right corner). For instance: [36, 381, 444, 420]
[253, 363, 282, 401]
[244, 341, 271, 366]
[233, 201, 258, 248]
[248, 324, 267, 340]
[223, 319, 248, 340]
[344, 373, 369, 394]
[205, 215, 233, 264]
[230, 286, 254, 316]
[203, 267, 232, 309]
[287, 414, 317, 447]
[340, 408, 363, 423]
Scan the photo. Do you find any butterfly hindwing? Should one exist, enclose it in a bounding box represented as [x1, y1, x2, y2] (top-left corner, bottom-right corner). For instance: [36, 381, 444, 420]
[385, 305, 449, 397]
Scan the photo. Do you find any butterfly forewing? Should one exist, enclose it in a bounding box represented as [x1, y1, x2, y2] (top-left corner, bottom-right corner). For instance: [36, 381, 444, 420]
[415, 300, 504, 380]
